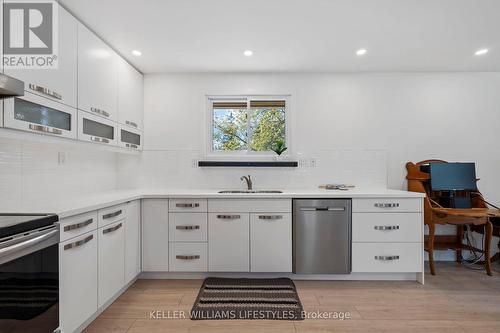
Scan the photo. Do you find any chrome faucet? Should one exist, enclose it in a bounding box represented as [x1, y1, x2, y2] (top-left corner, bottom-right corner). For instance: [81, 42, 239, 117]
[240, 175, 253, 191]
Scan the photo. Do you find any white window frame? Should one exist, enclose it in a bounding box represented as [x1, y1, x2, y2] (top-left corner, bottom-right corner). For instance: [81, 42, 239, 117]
[205, 95, 291, 159]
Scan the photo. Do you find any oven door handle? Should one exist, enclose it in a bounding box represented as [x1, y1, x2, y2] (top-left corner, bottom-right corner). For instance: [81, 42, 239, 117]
[0, 229, 58, 260]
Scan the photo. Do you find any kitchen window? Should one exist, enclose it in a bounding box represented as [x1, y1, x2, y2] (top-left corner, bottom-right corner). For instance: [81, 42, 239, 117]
[208, 96, 289, 156]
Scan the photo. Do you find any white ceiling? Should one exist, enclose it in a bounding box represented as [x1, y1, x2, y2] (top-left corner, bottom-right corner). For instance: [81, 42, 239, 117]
[60, 0, 500, 74]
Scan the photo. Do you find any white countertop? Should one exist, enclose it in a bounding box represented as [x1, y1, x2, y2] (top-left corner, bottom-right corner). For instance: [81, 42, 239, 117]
[3, 188, 425, 219]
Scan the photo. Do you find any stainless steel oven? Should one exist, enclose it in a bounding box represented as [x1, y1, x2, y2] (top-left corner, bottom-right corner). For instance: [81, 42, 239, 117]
[0, 214, 60, 333]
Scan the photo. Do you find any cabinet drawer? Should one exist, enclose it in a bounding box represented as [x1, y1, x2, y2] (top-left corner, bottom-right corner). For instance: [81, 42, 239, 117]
[59, 211, 98, 242]
[208, 199, 291, 213]
[352, 198, 421, 213]
[169, 213, 207, 242]
[98, 204, 126, 227]
[352, 213, 423, 243]
[169, 243, 208, 272]
[169, 199, 207, 212]
[352, 243, 422, 273]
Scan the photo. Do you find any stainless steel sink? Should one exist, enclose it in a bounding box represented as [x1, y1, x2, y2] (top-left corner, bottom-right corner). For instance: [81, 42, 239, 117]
[218, 190, 283, 194]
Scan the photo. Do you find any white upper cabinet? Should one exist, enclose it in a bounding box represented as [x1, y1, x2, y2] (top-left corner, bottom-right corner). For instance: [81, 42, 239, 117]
[78, 23, 118, 121]
[118, 57, 143, 130]
[5, 5, 77, 108]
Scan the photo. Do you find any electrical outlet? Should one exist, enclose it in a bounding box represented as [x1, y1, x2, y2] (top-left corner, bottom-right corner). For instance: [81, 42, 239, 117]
[310, 158, 317, 168]
[58, 152, 66, 165]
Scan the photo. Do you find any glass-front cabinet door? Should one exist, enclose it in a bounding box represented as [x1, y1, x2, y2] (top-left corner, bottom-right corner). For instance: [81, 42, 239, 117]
[78, 111, 118, 145]
[3, 92, 77, 139]
[119, 125, 142, 150]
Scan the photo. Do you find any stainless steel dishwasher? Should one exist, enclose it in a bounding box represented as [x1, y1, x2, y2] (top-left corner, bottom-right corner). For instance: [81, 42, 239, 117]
[293, 199, 351, 274]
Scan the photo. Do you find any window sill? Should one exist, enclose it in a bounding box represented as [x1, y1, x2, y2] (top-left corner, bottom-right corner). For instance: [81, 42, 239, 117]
[198, 161, 298, 167]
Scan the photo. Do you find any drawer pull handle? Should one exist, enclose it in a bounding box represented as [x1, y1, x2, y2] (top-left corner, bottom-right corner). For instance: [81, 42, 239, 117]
[64, 218, 93, 232]
[217, 214, 241, 220]
[374, 225, 400, 231]
[63, 234, 93, 251]
[374, 203, 400, 208]
[258, 215, 283, 220]
[90, 107, 110, 118]
[103, 223, 122, 234]
[125, 120, 138, 128]
[29, 84, 62, 100]
[176, 203, 200, 208]
[90, 136, 110, 144]
[102, 210, 122, 219]
[375, 255, 400, 261]
[125, 143, 138, 149]
[29, 124, 63, 135]
[176, 255, 200, 260]
[300, 207, 346, 211]
[176, 225, 200, 230]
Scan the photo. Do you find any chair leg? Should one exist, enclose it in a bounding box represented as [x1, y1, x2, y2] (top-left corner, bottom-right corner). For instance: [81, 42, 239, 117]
[484, 221, 493, 276]
[456, 225, 464, 263]
[428, 223, 436, 275]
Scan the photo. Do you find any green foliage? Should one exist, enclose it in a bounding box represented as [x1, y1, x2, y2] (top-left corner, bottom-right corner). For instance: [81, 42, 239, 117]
[213, 107, 286, 152]
[272, 139, 287, 156]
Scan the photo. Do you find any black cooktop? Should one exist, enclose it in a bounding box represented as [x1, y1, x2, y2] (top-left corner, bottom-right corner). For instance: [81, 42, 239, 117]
[0, 214, 59, 239]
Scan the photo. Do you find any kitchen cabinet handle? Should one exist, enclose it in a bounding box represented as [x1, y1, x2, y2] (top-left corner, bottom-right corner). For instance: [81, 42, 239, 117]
[125, 143, 138, 149]
[103, 223, 122, 234]
[29, 124, 63, 135]
[63, 218, 93, 232]
[176, 255, 200, 260]
[258, 215, 283, 220]
[102, 210, 122, 219]
[374, 225, 400, 231]
[375, 255, 400, 261]
[90, 107, 110, 118]
[90, 136, 110, 144]
[125, 120, 138, 128]
[176, 203, 200, 208]
[29, 84, 62, 100]
[217, 214, 241, 219]
[374, 203, 400, 208]
[176, 225, 200, 230]
[63, 234, 93, 251]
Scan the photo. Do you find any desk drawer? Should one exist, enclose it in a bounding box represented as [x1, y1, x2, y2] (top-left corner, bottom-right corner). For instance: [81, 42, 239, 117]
[169, 199, 207, 212]
[169, 213, 207, 242]
[352, 198, 421, 213]
[352, 213, 423, 243]
[59, 211, 98, 242]
[352, 243, 422, 273]
[169, 243, 207, 272]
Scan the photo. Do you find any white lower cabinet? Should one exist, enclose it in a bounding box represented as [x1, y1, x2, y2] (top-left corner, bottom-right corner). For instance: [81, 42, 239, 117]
[125, 200, 141, 284]
[169, 243, 208, 272]
[352, 243, 422, 273]
[250, 213, 292, 272]
[142, 199, 169, 271]
[98, 221, 125, 307]
[59, 230, 98, 333]
[209, 213, 250, 272]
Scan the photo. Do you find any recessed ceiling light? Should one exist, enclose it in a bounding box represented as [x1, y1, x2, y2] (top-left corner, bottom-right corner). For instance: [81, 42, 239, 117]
[131, 50, 142, 56]
[474, 48, 489, 56]
[243, 50, 253, 57]
[356, 49, 367, 56]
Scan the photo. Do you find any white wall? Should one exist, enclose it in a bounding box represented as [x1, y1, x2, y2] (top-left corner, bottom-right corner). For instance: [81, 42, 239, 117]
[120, 72, 500, 206]
[0, 133, 118, 211]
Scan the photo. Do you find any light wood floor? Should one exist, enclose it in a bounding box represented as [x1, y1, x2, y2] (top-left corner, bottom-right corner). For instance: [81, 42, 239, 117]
[84, 262, 500, 333]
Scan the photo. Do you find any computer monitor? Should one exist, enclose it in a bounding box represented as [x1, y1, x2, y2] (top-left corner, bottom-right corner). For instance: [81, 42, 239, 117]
[429, 162, 477, 191]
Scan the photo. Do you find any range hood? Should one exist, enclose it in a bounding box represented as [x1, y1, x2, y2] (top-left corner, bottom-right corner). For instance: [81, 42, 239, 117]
[0, 73, 24, 100]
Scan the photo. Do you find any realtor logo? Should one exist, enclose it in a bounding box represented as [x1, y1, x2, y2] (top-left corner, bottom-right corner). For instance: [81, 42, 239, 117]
[2, 0, 58, 69]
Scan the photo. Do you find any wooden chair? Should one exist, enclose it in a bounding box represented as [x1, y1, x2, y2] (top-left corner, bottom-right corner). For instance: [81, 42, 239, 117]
[406, 160, 497, 276]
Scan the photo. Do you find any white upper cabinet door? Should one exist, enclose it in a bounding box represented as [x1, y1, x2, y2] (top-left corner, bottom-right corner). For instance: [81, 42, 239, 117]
[125, 200, 141, 284]
[208, 213, 250, 272]
[250, 213, 292, 273]
[118, 57, 143, 130]
[5, 5, 78, 108]
[78, 23, 118, 121]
